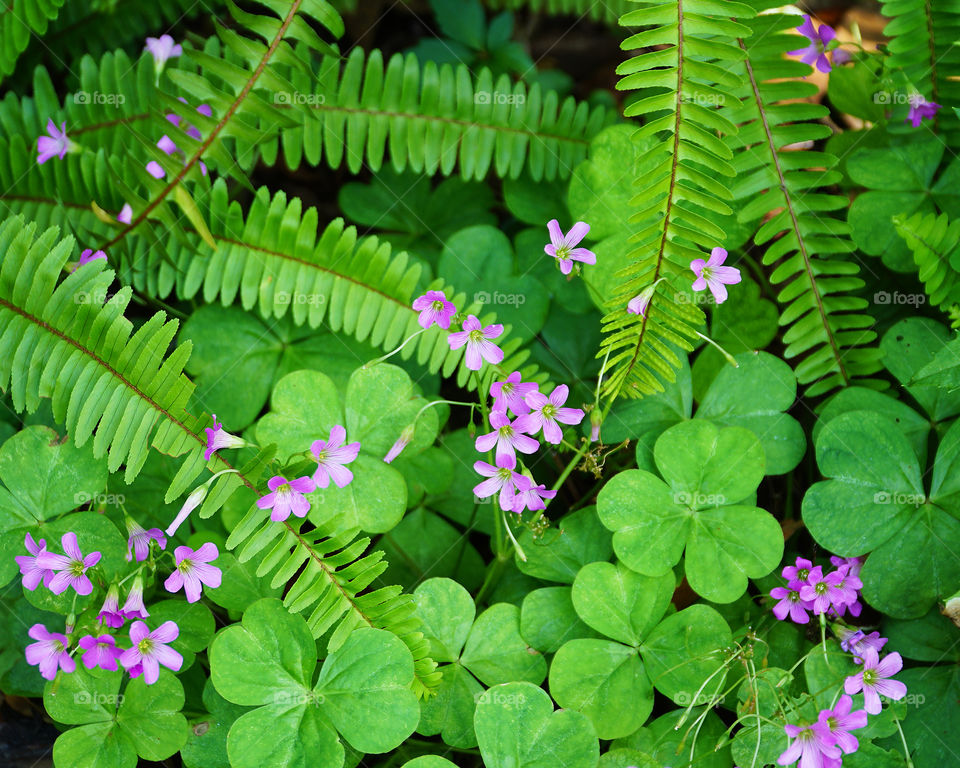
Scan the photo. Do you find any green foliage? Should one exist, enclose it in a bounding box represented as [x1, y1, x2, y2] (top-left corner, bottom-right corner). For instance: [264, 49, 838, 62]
[486, 0, 634, 23]
[0, 0, 65, 82]
[895, 211, 960, 323]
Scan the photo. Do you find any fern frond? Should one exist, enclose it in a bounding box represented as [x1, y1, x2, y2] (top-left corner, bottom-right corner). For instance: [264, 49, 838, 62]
[0, 0, 65, 82]
[597, 0, 754, 400]
[0, 215, 438, 696]
[120, 179, 550, 395]
[245, 47, 617, 180]
[723, 1, 883, 396]
[485, 0, 633, 24]
[895, 211, 960, 324]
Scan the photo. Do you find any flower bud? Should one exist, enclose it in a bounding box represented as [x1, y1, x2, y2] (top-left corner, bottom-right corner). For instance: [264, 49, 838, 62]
[384, 425, 415, 463]
[165, 484, 208, 537]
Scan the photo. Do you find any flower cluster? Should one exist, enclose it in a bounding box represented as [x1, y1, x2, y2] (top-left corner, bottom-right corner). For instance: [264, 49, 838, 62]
[473, 373, 583, 513]
[413, 289, 505, 371]
[626, 246, 741, 318]
[769, 555, 863, 624]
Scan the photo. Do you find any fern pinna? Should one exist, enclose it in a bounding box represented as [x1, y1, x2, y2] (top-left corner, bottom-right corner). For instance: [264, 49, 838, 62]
[0, 216, 439, 696]
[895, 211, 960, 325]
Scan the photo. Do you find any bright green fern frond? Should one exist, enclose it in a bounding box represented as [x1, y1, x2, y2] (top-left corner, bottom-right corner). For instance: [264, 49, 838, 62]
[895, 211, 960, 325]
[0, 214, 439, 697]
[485, 0, 633, 24]
[0, 0, 65, 82]
[723, 1, 883, 396]
[597, 0, 755, 400]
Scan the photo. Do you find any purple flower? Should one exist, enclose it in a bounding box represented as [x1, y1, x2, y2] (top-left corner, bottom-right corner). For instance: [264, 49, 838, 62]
[37, 119, 69, 164]
[626, 279, 664, 318]
[490, 372, 538, 416]
[384, 426, 414, 464]
[15, 533, 55, 591]
[121, 576, 150, 620]
[827, 564, 863, 617]
[838, 628, 888, 662]
[311, 426, 361, 488]
[511, 482, 556, 514]
[770, 581, 812, 624]
[832, 48, 851, 66]
[789, 15, 836, 74]
[165, 484, 208, 537]
[74, 249, 107, 272]
[146, 160, 165, 179]
[448, 315, 504, 370]
[777, 722, 840, 768]
[829, 555, 863, 579]
[125, 520, 166, 562]
[799, 566, 847, 615]
[256, 475, 316, 522]
[37, 533, 101, 596]
[118, 203, 133, 224]
[204, 413, 246, 461]
[783, 556, 814, 583]
[545, 219, 596, 275]
[78, 634, 123, 672]
[475, 411, 540, 465]
[119, 620, 183, 685]
[412, 290, 456, 330]
[515, 384, 585, 445]
[157, 135, 178, 155]
[844, 648, 907, 714]
[145, 34, 182, 68]
[906, 95, 941, 128]
[690, 247, 741, 304]
[164, 543, 221, 603]
[166, 98, 211, 141]
[814, 695, 867, 755]
[98, 584, 126, 629]
[473, 454, 528, 511]
[25, 624, 75, 681]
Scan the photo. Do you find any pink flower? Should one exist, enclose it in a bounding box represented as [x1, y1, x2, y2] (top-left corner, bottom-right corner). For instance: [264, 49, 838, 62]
[97, 584, 126, 629]
[204, 414, 246, 461]
[448, 315, 504, 370]
[490, 372, 538, 416]
[157, 135, 178, 155]
[814, 695, 867, 755]
[36, 532, 101, 596]
[789, 15, 836, 74]
[515, 384, 584, 445]
[830, 555, 863, 579]
[475, 411, 540, 465]
[412, 290, 456, 330]
[145, 34, 182, 68]
[545, 219, 596, 275]
[511, 482, 556, 514]
[15, 533, 55, 591]
[473, 454, 529, 511]
[690, 247, 741, 304]
[770, 580, 812, 624]
[146, 161, 165, 179]
[164, 543, 221, 603]
[165, 485, 208, 537]
[125, 520, 166, 562]
[120, 620, 183, 685]
[626, 279, 664, 318]
[117, 203, 133, 224]
[37, 119, 69, 164]
[826, 564, 863, 618]
[906, 95, 941, 127]
[25, 624, 75, 681]
[256, 475, 316, 522]
[832, 48, 851, 66]
[783, 556, 815, 584]
[844, 648, 907, 715]
[838, 628, 888, 662]
[121, 576, 150, 620]
[311, 425, 360, 488]
[74, 249, 107, 272]
[777, 722, 840, 768]
[384, 426, 414, 464]
[78, 634, 123, 672]
[799, 566, 847, 615]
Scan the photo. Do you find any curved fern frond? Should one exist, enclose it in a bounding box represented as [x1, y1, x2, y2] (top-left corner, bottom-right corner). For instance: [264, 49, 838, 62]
[0, 0, 65, 82]
[723, 1, 883, 396]
[120, 179, 550, 395]
[895, 211, 960, 325]
[597, 0, 754, 400]
[242, 47, 617, 180]
[484, 0, 633, 25]
[0, 215, 438, 696]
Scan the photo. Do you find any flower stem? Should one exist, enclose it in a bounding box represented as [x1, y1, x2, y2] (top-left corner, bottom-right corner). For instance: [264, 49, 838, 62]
[363, 328, 426, 367]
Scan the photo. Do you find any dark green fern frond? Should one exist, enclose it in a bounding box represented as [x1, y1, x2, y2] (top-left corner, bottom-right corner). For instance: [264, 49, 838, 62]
[0, 214, 439, 697]
[723, 1, 883, 396]
[597, 0, 755, 400]
[0, 0, 65, 82]
[249, 47, 617, 180]
[484, 0, 633, 24]
[895, 211, 960, 325]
